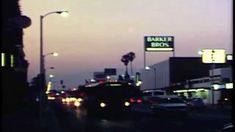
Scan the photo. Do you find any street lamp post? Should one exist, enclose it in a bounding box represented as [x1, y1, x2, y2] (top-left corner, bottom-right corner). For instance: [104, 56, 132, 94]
[38, 11, 68, 129]
[39, 11, 68, 94]
[45, 66, 55, 80]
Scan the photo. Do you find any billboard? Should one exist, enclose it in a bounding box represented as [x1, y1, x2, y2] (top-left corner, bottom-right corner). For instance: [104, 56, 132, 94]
[144, 36, 174, 52]
[104, 68, 116, 76]
[93, 72, 106, 81]
[201, 49, 226, 63]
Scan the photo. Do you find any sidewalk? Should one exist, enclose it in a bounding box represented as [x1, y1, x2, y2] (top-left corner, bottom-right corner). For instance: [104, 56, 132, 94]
[2, 104, 63, 132]
[2, 107, 40, 132]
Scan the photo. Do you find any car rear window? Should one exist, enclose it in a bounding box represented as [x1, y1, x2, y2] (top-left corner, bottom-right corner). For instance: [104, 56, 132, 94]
[80, 82, 142, 98]
[150, 97, 185, 103]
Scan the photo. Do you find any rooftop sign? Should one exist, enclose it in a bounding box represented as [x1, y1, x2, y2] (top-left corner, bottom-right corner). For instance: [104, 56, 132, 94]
[144, 36, 174, 52]
[201, 49, 226, 63]
[104, 68, 116, 76]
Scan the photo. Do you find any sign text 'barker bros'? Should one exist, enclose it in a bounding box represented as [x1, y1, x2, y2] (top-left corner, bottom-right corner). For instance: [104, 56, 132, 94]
[144, 36, 174, 52]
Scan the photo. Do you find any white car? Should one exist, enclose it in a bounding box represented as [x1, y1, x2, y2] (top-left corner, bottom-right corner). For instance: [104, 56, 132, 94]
[144, 95, 190, 117]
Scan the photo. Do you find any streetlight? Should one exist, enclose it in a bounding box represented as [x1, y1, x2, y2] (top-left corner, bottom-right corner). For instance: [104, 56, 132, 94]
[46, 66, 55, 70]
[49, 74, 55, 78]
[145, 66, 151, 70]
[43, 53, 58, 83]
[43, 52, 58, 73]
[39, 10, 68, 93]
[45, 66, 55, 76]
[44, 52, 59, 57]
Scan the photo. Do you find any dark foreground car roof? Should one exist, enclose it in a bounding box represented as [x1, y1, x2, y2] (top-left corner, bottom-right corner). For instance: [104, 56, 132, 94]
[79, 81, 142, 98]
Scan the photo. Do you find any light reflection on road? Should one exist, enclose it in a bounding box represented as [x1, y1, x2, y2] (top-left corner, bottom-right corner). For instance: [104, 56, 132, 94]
[70, 105, 232, 132]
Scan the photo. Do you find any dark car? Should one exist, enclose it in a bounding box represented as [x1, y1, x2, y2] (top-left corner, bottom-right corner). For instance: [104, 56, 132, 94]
[46, 90, 62, 101]
[78, 81, 143, 116]
[222, 123, 233, 132]
[186, 97, 206, 109]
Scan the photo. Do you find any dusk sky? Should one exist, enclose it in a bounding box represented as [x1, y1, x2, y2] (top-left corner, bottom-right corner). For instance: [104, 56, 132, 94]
[20, 0, 233, 89]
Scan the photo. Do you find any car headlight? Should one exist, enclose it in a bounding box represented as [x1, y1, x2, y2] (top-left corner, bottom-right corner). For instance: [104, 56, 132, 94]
[77, 98, 83, 102]
[100, 102, 107, 108]
[124, 101, 130, 107]
[47, 96, 55, 100]
[62, 98, 66, 103]
[74, 101, 81, 107]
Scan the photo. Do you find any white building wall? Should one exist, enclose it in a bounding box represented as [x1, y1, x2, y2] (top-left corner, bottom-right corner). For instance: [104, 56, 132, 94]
[140, 60, 170, 90]
[208, 90, 221, 104]
[155, 60, 170, 89]
[192, 82, 211, 88]
[140, 68, 155, 90]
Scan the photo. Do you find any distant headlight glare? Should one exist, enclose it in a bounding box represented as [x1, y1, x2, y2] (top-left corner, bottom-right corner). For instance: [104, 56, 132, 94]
[74, 101, 81, 107]
[77, 98, 83, 102]
[100, 102, 106, 108]
[124, 101, 130, 107]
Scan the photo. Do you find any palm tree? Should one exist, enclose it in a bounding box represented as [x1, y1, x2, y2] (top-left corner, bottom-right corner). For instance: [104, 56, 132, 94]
[121, 54, 130, 79]
[128, 52, 135, 76]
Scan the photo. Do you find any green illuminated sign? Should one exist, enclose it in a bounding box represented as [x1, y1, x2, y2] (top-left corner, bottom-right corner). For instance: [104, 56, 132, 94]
[144, 36, 174, 51]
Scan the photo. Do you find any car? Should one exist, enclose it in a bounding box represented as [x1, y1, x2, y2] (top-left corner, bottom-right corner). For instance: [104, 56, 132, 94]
[186, 97, 206, 110]
[222, 123, 233, 132]
[46, 90, 62, 101]
[143, 95, 190, 117]
[142, 89, 167, 97]
[78, 81, 143, 116]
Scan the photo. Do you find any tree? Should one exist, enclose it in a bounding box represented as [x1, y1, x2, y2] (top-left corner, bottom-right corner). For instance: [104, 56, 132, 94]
[121, 54, 130, 79]
[128, 52, 135, 76]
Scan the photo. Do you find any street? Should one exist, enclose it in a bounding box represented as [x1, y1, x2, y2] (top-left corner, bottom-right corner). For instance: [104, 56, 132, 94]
[48, 101, 232, 132]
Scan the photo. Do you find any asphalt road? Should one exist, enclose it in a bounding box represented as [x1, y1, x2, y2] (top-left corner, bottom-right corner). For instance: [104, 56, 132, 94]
[49, 101, 233, 132]
[3, 100, 231, 132]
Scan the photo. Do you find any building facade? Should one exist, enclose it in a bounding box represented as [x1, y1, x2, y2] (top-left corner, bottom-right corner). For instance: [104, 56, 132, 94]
[2, 0, 31, 113]
[140, 57, 233, 104]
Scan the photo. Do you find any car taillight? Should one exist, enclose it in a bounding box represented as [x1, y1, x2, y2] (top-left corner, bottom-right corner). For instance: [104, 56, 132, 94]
[130, 98, 135, 103]
[137, 99, 142, 103]
[129, 98, 142, 104]
[80, 92, 86, 97]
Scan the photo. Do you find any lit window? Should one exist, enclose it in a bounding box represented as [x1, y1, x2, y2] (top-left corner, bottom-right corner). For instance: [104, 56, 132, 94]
[1, 53, 5, 67]
[226, 54, 233, 60]
[10, 54, 14, 67]
[225, 83, 233, 89]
